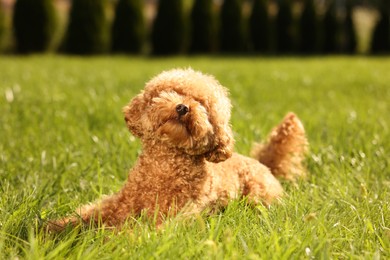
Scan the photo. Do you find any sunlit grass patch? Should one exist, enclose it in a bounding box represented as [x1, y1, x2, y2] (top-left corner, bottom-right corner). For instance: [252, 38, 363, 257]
[0, 56, 389, 258]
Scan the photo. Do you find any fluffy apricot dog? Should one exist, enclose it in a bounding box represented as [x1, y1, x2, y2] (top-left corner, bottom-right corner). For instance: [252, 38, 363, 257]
[47, 68, 308, 232]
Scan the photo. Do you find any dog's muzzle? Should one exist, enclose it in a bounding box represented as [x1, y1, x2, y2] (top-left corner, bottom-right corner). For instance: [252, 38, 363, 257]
[176, 104, 189, 116]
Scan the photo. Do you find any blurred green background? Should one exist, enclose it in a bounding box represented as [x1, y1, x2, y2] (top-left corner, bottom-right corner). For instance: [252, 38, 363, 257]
[0, 0, 389, 55]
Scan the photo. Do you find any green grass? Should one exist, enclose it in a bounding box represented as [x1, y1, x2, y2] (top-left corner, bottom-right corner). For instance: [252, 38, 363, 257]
[0, 56, 389, 259]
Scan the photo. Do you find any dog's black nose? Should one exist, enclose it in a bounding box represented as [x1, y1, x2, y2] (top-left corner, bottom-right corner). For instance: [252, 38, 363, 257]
[176, 104, 189, 116]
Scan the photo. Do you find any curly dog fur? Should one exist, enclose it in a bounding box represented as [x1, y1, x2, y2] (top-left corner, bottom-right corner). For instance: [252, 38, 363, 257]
[47, 68, 308, 232]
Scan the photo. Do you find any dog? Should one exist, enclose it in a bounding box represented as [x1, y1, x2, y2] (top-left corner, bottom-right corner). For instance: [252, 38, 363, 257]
[47, 68, 308, 232]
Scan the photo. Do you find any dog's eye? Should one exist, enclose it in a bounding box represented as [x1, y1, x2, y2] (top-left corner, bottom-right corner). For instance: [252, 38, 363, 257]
[176, 104, 189, 116]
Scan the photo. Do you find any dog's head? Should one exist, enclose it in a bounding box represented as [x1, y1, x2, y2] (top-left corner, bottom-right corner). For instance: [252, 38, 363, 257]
[123, 68, 234, 163]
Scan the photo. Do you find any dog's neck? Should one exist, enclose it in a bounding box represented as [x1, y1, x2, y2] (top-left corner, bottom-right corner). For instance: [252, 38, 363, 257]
[140, 140, 205, 170]
[128, 139, 209, 188]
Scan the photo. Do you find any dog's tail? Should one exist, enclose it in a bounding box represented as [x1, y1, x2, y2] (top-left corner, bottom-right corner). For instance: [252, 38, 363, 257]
[250, 112, 309, 181]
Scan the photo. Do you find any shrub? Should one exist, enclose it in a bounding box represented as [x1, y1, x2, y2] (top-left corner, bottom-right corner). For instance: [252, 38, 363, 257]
[371, 5, 390, 53]
[322, 0, 339, 53]
[190, 0, 215, 53]
[65, 0, 109, 55]
[0, 4, 5, 51]
[151, 0, 185, 55]
[344, 0, 356, 53]
[275, 0, 294, 53]
[249, 0, 269, 53]
[111, 0, 145, 54]
[299, 0, 318, 54]
[12, 0, 57, 53]
[219, 0, 245, 53]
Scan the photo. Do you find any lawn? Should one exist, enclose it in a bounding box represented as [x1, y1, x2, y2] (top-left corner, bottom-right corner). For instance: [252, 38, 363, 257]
[0, 56, 389, 259]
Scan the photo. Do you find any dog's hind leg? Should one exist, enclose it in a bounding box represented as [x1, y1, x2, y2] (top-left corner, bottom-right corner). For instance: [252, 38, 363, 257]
[250, 113, 309, 181]
[242, 162, 284, 206]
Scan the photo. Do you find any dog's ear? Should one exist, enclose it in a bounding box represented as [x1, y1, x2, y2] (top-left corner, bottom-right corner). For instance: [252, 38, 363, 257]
[205, 126, 234, 163]
[123, 92, 146, 137]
